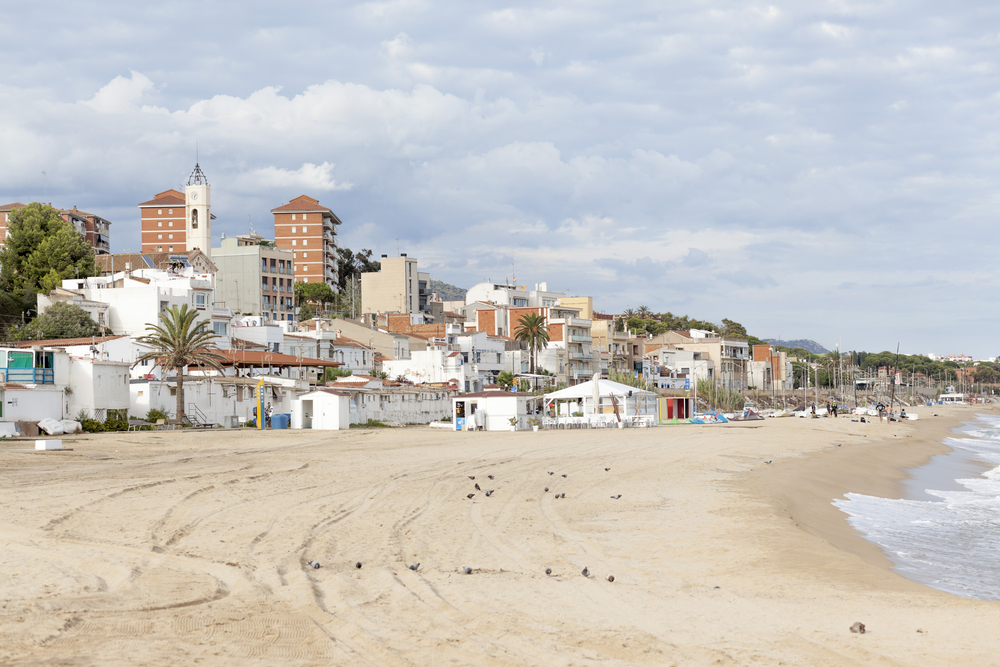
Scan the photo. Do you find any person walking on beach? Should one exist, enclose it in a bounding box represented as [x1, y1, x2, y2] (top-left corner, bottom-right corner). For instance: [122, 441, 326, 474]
[831, 401, 838, 418]
[265, 402, 273, 428]
[876, 402, 886, 422]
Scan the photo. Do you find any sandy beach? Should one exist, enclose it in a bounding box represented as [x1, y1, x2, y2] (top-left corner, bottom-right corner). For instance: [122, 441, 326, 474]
[1, 404, 997, 666]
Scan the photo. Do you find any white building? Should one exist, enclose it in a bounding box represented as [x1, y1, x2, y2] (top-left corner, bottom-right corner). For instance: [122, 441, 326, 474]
[55, 265, 234, 348]
[464, 281, 564, 308]
[291, 389, 351, 430]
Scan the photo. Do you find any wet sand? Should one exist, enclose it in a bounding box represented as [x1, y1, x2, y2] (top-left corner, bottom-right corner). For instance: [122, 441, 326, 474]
[1, 405, 997, 666]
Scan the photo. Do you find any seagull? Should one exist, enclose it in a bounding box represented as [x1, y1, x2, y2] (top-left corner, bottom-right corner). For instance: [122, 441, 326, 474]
[475, 483, 481, 491]
[765, 460, 772, 464]
[463, 566, 472, 575]
[605, 468, 611, 472]
[545, 567, 552, 575]
[611, 494, 621, 499]
[355, 562, 362, 569]
[581, 567, 589, 577]
[409, 563, 420, 571]
[467, 493, 475, 499]
[309, 561, 320, 569]
[469, 476, 475, 480]
[561, 474, 567, 478]
[544, 487, 549, 492]
[548, 471, 554, 476]
[485, 490, 494, 497]
[607, 575, 615, 582]
[488, 475, 494, 480]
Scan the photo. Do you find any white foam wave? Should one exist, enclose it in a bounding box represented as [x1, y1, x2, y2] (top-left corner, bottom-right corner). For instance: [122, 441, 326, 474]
[835, 413, 1000, 599]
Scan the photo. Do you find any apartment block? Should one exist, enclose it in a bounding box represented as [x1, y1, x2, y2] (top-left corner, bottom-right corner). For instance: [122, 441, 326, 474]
[213, 234, 296, 323]
[271, 195, 341, 289]
[361, 255, 430, 315]
[1, 202, 112, 255]
[138, 163, 213, 256]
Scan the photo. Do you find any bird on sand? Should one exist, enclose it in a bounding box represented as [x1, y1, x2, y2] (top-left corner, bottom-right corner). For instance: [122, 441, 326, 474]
[545, 567, 552, 575]
[475, 483, 481, 490]
[548, 471, 554, 475]
[605, 468, 611, 471]
[469, 476, 475, 480]
[467, 493, 475, 499]
[560, 493, 566, 498]
[607, 575, 615, 582]
[409, 563, 420, 571]
[485, 490, 494, 497]
[765, 460, 772, 464]
[611, 494, 622, 499]
[544, 487, 549, 492]
[355, 562, 362, 569]
[463, 566, 472, 574]
[309, 561, 321, 569]
[581, 567, 589, 577]
[488, 475, 494, 479]
[562, 474, 568, 478]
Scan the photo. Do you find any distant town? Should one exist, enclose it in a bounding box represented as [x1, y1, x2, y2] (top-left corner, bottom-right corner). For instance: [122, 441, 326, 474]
[0, 162, 993, 435]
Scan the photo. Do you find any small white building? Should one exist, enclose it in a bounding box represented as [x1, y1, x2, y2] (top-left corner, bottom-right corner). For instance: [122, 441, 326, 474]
[452, 391, 536, 431]
[291, 389, 351, 430]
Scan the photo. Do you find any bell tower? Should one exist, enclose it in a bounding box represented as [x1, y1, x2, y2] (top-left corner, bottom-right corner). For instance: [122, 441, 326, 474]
[185, 162, 211, 257]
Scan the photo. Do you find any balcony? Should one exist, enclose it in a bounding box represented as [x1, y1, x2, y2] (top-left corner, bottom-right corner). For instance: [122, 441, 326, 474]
[570, 352, 592, 360]
[4, 368, 54, 384]
[571, 335, 590, 342]
[572, 368, 595, 376]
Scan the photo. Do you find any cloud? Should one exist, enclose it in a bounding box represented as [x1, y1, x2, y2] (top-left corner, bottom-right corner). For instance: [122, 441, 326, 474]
[235, 162, 353, 192]
[83, 70, 154, 114]
[2, 1, 1000, 354]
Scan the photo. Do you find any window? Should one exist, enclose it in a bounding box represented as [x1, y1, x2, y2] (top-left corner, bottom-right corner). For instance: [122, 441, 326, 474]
[158, 234, 162, 240]
[158, 221, 162, 227]
[278, 278, 284, 291]
[291, 226, 296, 233]
[169, 246, 174, 251]
[263, 295, 271, 308]
[157, 246, 163, 251]
[168, 233, 174, 240]
[168, 209, 173, 214]
[303, 265, 307, 273]
[292, 240, 297, 246]
[264, 311, 270, 320]
[213, 322, 227, 335]
[278, 260, 285, 273]
[168, 221, 173, 227]
[292, 214, 297, 221]
[302, 239, 308, 246]
[302, 226, 307, 233]
[261, 277, 269, 290]
[302, 252, 307, 258]
[302, 213, 307, 221]
[191, 209, 198, 229]
[270, 258, 276, 272]
[195, 293, 206, 308]
[261, 258, 267, 272]
[157, 209, 162, 214]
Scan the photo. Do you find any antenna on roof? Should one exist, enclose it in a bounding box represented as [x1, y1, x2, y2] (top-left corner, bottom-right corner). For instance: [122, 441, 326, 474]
[248, 214, 256, 236]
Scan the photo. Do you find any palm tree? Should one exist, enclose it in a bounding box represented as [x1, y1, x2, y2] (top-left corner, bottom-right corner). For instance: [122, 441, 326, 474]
[623, 308, 637, 319]
[133, 304, 228, 422]
[637, 305, 652, 319]
[514, 311, 550, 375]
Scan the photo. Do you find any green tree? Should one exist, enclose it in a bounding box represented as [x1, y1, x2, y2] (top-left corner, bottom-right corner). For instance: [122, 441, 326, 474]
[336, 247, 381, 293]
[720, 318, 747, 339]
[32, 302, 101, 339]
[133, 305, 227, 421]
[496, 370, 515, 390]
[0, 203, 96, 295]
[298, 302, 315, 322]
[323, 366, 353, 382]
[514, 312, 549, 374]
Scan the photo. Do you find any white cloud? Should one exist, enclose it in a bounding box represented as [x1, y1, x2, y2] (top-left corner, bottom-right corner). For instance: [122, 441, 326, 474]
[235, 162, 353, 192]
[83, 70, 154, 114]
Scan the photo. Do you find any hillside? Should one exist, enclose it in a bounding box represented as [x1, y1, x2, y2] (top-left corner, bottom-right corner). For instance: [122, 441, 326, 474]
[765, 339, 830, 355]
[428, 279, 467, 302]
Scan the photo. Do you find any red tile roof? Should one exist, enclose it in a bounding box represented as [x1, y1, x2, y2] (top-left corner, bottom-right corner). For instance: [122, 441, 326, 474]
[138, 190, 185, 207]
[0, 202, 27, 212]
[205, 350, 342, 368]
[270, 195, 333, 213]
[11, 335, 126, 348]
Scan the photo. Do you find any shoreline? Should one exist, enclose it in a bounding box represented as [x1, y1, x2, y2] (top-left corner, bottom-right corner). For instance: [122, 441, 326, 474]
[755, 404, 993, 589]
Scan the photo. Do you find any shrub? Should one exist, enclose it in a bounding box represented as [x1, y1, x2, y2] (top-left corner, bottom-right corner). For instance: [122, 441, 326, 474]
[80, 419, 104, 433]
[350, 420, 391, 428]
[146, 408, 169, 423]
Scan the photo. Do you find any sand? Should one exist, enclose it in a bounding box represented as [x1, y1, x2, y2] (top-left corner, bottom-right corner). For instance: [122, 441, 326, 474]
[1, 405, 997, 666]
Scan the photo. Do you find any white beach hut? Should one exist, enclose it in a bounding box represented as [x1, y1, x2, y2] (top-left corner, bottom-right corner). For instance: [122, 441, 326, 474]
[543, 379, 657, 428]
[451, 391, 539, 431]
[291, 388, 351, 430]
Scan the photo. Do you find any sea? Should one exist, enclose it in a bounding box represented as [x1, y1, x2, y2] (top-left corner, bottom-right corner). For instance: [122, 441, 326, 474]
[834, 413, 1000, 600]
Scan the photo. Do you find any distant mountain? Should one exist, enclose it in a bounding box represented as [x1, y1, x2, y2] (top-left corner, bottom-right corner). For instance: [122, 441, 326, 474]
[765, 339, 830, 355]
[428, 279, 467, 302]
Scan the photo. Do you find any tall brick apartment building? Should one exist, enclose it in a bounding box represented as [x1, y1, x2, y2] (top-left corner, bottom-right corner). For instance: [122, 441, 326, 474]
[0, 202, 112, 255]
[270, 195, 341, 289]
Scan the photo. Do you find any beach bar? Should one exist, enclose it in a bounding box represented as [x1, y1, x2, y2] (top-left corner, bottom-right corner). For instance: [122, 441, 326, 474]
[542, 379, 657, 428]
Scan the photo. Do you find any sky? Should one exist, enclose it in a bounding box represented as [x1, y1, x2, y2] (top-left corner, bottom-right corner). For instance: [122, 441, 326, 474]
[1, 1, 998, 357]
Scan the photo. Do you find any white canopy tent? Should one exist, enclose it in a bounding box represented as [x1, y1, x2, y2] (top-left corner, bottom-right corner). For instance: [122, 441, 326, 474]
[543, 379, 657, 427]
